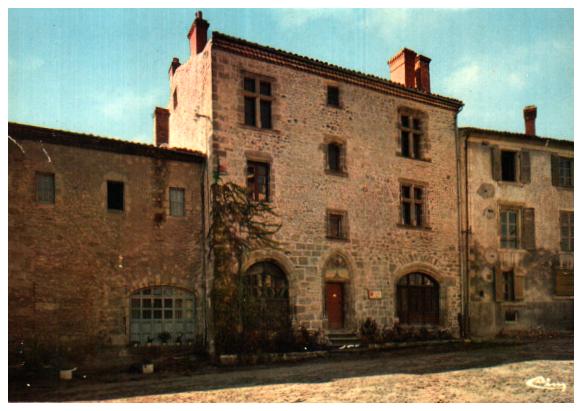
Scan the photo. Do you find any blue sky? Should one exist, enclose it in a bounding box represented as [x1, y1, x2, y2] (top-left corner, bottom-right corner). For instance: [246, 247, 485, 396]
[8, 8, 574, 142]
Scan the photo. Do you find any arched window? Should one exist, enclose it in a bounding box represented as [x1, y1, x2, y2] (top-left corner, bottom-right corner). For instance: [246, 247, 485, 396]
[396, 273, 439, 325]
[130, 286, 195, 345]
[243, 261, 290, 333]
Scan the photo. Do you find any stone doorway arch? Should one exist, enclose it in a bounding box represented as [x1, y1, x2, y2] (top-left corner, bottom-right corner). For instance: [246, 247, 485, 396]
[322, 253, 353, 330]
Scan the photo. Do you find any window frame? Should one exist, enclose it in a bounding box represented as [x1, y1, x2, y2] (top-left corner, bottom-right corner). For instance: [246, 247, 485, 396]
[560, 210, 574, 253]
[499, 207, 521, 249]
[399, 183, 426, 228]
[246, 160, 271, 202]
[242, 75, 274, 130]
[326, 209, 349, 240]
[558, 156, 573, 188]
[500, 150, 519, 182]
[398, 111, 426, 160]
[169, 187, 186, 217]
[35, 172, 55, 205]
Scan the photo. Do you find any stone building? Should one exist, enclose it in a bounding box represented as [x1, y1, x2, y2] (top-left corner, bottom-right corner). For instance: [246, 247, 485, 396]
[158, 11, 466, 343]
[460, 107, 574, 337]
[8, 123, 207, 359]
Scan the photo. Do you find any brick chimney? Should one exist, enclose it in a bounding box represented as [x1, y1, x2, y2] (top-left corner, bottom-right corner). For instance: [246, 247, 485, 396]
[523, 105, 537, 136]
[389, 48, 417, 88]
[414, 55, 431, 93]
[169, 57, 181, 77]
[187, 11, 210, 56]
[154, 107, 170, 146]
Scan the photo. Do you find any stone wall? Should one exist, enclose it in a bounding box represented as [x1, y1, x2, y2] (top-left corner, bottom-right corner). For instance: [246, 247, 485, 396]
[8, 134, 206, 357]
[168, 40, 464, 336]
[463, 130, 574, 336]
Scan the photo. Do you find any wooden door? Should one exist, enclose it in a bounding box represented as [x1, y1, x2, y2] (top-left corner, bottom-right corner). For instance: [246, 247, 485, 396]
[326, 282, 344, 329]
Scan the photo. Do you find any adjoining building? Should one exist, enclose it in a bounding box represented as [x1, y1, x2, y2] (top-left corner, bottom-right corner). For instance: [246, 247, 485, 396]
[8, 123, 207, 361]
[460, 107, 574, 337]
[159, 11, 465, 345]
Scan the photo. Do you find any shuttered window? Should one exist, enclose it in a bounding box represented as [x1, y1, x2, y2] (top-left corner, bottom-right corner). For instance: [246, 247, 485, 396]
[551, 155, 573, 188]
[491, 146, 531, 184]
[500, 207, 535, 250]
[560, 211, 574, 252]
[36, 172, 55, 204]
[555, 270, 574, 297]
[169, 187, 185, 217]
[494, 268, 524, 301]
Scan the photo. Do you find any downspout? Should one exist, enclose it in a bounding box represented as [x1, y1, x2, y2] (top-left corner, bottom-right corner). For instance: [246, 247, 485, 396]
[454, 106, 468, 338]
[463, 129, 471, 337]
[200, 159, 208, 349]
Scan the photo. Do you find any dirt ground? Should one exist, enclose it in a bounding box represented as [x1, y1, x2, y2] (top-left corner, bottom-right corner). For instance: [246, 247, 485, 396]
[9, 336, 573, 403]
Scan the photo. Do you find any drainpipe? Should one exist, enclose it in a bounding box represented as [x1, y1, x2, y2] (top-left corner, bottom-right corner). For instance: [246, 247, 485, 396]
[454, 107, 468, 338]
[463, 129, 471, 337]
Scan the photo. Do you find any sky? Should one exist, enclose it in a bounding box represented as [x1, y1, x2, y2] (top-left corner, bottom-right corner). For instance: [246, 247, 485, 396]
[8, 8, 574, 143]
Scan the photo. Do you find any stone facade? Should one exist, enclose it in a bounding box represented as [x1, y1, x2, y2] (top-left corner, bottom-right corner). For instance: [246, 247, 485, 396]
[8, 123, 207, 358]
[460, 122, 574, 337]
[163, 14, 465, 338]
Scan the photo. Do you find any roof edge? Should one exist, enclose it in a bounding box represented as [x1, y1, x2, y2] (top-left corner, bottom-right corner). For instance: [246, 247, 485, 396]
[210, 31, 464, 112]
[8, 122, 207, 163]
[460, 126, 573, 148]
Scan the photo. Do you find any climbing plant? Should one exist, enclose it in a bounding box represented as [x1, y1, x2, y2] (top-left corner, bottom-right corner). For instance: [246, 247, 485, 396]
[207, 178, 282, 355]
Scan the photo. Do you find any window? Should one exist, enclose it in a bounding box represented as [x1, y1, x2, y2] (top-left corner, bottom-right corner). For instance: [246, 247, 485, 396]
[503, 270, 516, 301]
[169, 187, 185, 217]
[501, 151, 517, 182]
[173, 88, 178, 110]
[327, 143, 342, 172]
[500, 208, 519, 248]
[491, 147, 531, 184]
[36, 172, 55, 204]
[243, 76, 273, 129]
[401, 184, 425, 227]
[107, 181, 124, 211]
[552, 155, 573, 188]
[130, 286, 195, 345]
[399, 114, 423, 159]
[499, 206, 536, 250]
[560, 211, 574, 252]
[555, 270, 574, 297]
[327, 86, 340, 107]
[246, 161, 270, 201]
[397, 273, 439, 325]
[326, 210, 348, 240]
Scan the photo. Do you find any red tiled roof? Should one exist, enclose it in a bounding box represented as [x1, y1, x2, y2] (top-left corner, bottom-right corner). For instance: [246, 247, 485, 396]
[460, 127, 573, 149]
[8, 122, 207, 163]
[211, 32, 464, 112]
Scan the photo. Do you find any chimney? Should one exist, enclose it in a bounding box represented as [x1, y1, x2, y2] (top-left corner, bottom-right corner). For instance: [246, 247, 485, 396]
[187, 11, 210, 56]
[169, 57, 181, 77]
[389, 48, 417, 88]
[523, 105, 537, 136]
[154, 107, 170, 146]
[414, 55, 431, 93]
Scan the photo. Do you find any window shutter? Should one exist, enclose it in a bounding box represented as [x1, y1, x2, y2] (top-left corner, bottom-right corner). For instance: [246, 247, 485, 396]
[514, 274, 525, 300]
[491, 146, 501, 181]
[570, 158, 574, 187]
[521, 208, 536, 250]
[494, 266, 504, 302]
[519, 151, 531, 184]
[551, 155, 560, 186]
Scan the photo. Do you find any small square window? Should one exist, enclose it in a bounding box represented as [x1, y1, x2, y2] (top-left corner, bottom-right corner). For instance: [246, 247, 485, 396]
[327, 86, 340, 107]
[260, 81, 271, 96]
[505, 310, 518, 322]
[327, 211, 348, 240]
[244, 78, 256, 92]
[107, 181, 124, 211]
[36, 172, 55, 204]
[169, 187, 185, 217]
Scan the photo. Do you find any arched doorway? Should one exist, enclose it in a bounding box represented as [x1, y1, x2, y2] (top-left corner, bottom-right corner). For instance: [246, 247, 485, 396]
[396, 273, 440, 325]
[242, 261, 290, 333]
[129, 286, 195, 345]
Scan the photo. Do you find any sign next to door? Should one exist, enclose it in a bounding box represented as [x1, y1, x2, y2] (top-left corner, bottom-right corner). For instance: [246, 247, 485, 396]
[368, 289, 382, 300]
